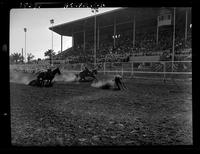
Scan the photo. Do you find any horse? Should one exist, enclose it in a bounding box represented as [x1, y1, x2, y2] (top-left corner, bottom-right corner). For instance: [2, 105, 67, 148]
[76, 69, 98, 82]
[37, 67, 61, 87]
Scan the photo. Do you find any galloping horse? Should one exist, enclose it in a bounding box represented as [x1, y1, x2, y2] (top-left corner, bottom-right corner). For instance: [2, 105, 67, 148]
[37, 67, 61, 86]
[76, 69, 98, 82]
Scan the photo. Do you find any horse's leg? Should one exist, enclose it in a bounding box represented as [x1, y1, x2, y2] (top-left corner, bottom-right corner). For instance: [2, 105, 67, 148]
[45, 80, 48, 87]
[44, 80, 47, 87]
[77, 75, 80, 82]
[79, 73, 83, 81]
[80, 77, 83, 81]
[41, 80, 45, 87]
[40, 79, 42, 87]
[38, 77, 44, 87]
[79, 74, 83, 81]
[45, 80, 48, 86]
[49, 79, 52, 86]
[45, 80, 49, 87]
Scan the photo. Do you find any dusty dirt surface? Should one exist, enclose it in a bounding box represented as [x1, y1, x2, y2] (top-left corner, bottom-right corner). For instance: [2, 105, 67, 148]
[10, 72, 192, 146]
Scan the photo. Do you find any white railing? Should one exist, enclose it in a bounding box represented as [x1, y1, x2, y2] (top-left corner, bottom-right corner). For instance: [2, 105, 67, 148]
[10, 61, 192, 80]
[102, 61, 192, 80]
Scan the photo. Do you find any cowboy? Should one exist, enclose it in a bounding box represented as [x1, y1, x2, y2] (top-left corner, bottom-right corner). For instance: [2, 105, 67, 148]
[114, 74, 127, 90]
[84, 66, 89, 72]
[84, 66, 90, 75]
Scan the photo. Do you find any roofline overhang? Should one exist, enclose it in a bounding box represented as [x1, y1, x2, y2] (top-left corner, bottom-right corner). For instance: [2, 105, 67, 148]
[49, 7, 191, 36]
[49, 7, 125, 34]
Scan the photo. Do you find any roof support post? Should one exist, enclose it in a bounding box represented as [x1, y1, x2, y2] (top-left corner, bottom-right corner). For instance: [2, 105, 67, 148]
[97, 23, 99, 50]
[156, 16, 159, 45]
[72, 32, 74, 51]
[185, 9, 188, 47]
[133, 16, 136, 49]
[94, 13, 97, 65]
[91, 7, 99, 65]
[61, 35, 63, 53]
[172, 7, 176, 70]
[113, 15, 116, 49]
[83, 30, 85, 53]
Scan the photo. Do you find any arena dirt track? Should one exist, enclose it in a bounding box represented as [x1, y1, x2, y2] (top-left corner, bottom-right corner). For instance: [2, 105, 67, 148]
[10, 72, 192, 146]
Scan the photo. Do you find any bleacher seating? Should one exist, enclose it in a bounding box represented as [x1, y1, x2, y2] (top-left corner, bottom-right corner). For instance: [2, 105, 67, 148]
[52, 22, 191, 64]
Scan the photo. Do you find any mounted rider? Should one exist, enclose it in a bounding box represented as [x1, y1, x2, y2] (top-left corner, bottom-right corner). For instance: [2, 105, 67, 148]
[84, 66, 89, 73]
[76, 65, 98, 82]
[36, 67, 61, 87]
[47, 68, 52, 77]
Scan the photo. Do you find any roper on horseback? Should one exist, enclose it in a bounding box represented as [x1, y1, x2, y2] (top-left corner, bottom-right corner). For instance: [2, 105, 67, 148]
[84, 66, 89, 74]
[31, 67, 61, 87]
[75, 66, 98, 82]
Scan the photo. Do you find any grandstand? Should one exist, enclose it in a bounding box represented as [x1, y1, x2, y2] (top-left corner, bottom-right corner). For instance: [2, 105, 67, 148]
[50, 7, 192, 64]
[11, 7, 192, 80]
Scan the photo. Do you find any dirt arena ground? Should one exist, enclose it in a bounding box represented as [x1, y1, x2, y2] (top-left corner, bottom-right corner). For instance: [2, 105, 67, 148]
[10, 71, 192, 146]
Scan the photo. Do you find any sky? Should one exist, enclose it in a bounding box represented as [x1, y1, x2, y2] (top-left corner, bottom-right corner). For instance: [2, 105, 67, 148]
[10, 7, 120, 59]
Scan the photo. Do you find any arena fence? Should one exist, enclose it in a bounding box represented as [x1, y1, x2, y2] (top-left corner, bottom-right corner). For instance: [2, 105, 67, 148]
[102, 61, 192, 80]
[10, 61, 192, 81]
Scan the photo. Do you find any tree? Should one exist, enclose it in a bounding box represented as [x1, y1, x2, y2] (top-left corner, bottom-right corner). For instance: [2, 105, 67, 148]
[27, 53, 34, 63]
[10, 53, 23, 63]
[44, 49, 55, 64]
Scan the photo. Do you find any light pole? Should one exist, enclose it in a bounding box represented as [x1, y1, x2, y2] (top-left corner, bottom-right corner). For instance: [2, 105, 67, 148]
[50, 19, 54, 66]
[24, 28, 27, 63]
[91, 7, 98, 66]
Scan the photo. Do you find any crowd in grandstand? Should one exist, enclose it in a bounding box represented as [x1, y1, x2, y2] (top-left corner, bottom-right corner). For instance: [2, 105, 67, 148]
[52, 23, 191, 64]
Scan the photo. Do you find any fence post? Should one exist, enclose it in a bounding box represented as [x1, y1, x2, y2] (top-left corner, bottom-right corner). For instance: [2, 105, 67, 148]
[163, 61, 166, 82]
[131, 61, 134, 77]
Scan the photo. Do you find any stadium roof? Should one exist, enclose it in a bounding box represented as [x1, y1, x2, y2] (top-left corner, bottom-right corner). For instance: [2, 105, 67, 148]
[49, 7, 191, 36]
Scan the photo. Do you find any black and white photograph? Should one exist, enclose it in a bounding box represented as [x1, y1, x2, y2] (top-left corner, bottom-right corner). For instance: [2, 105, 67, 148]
[9, 3, 192, 147]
